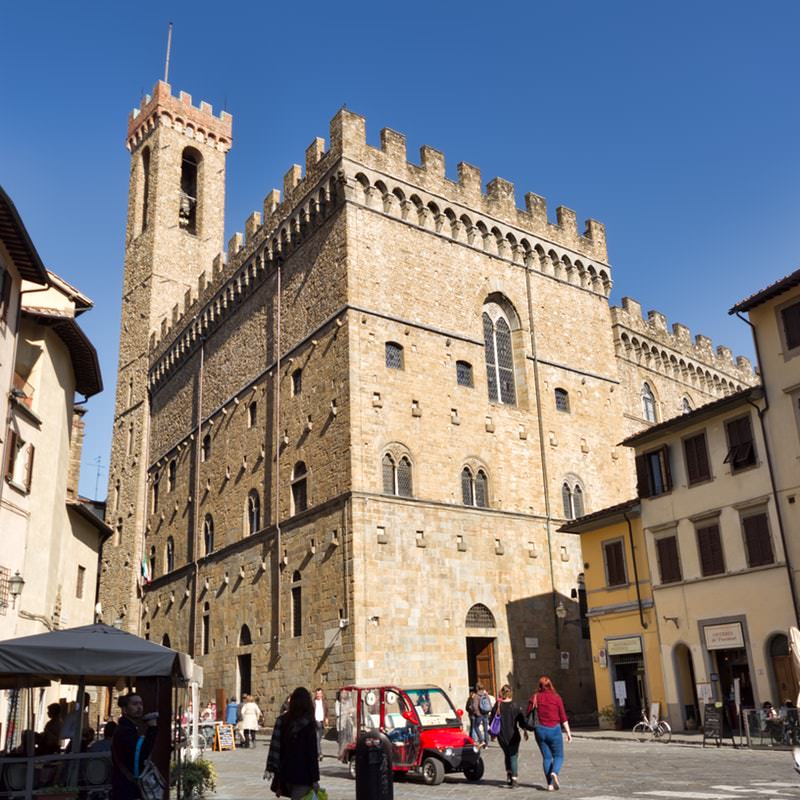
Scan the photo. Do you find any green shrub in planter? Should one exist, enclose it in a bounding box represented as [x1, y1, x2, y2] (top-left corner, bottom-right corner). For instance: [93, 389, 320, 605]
[172, 757, 217, 797]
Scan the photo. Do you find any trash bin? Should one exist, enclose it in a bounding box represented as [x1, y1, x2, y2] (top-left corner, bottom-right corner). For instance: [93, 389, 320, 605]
[355, 730, 393, 800]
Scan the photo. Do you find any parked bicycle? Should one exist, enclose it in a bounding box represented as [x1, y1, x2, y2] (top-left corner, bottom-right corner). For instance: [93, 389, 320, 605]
[632, 709, 672, 743]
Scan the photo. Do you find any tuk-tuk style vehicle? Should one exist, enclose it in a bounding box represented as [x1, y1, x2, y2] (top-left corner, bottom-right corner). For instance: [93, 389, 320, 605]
[338, 684, 484, 785]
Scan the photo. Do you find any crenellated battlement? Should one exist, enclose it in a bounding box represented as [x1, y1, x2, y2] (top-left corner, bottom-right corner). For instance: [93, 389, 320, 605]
[325, 109, 607, 263]
[611, 297, 756, 390]
[127, 80, 233, 152]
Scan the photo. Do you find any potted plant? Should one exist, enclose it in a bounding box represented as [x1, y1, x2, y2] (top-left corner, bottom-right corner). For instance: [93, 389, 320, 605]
[173, 757, 217, 798]
[598, 704, 625, 731]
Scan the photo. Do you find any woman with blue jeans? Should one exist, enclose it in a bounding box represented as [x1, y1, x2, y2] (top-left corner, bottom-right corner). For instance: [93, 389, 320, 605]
[527, 676, 572, 791]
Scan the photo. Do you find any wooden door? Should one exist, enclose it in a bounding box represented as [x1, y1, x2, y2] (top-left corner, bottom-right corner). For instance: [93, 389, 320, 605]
[773, 654, 799, 703]
[473, 638, 496, 696]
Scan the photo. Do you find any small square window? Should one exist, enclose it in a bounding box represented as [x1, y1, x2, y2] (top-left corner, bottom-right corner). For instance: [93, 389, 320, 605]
[724, 415, 756, 472]
[385, 342, 404, 370]
[456, 360, 473, 387]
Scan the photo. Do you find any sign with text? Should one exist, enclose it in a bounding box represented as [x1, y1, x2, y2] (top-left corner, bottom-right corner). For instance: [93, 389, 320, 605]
[607, 636, 642, 656]
[214, 723, 236, 751]
[704, 622, 744, 651]
[614, 680, 627, 703]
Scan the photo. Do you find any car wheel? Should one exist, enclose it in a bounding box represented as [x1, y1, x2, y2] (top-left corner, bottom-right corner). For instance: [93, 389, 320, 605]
[463, 759, 484, 781]
[348, 756, 356, 779]
[422, 756, 445, 786]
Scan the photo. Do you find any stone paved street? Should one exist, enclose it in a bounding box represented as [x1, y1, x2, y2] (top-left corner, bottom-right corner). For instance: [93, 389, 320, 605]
[204, 733, 800, 800]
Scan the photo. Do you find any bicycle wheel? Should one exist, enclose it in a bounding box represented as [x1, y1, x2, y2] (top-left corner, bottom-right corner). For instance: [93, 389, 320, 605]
[654, 721, 671, 743]
[189, 731, 207, 753]
[632, 722, 650, 742]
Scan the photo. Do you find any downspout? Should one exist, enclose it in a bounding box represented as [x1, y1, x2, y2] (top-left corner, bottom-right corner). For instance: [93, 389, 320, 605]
[736, 312, 800, 626]
[623, 511, 648, 630]
[274, 262, 282, 658]
[189, 338, 206, 658]
[524, 260, 561, 649]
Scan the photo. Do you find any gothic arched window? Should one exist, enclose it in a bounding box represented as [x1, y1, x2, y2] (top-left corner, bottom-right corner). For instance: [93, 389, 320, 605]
[482, 304, 516, 405]
[203, 514, 214, 555]
[246, 491, 260, 535]
[642, 382, 657, 423]
[165, 536, 175, 573]
[291, 462, 308, 514]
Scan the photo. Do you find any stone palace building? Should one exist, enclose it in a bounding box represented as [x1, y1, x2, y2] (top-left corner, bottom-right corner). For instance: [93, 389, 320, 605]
[99, 80, 754, 715]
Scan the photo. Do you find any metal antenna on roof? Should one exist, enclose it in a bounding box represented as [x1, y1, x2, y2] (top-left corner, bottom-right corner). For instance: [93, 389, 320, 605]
[164, 22, 174, 83]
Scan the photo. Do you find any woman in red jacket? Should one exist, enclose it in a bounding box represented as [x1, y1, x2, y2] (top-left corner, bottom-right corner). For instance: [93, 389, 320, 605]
[527, 676, 572, 791]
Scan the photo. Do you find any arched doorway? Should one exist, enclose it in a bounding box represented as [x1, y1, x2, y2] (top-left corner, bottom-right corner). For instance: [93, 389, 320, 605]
[673, 643, 699, 730]
[238, 624, 253, 698]
[769, 634, 798, 704]
[465, 603, 496, 696]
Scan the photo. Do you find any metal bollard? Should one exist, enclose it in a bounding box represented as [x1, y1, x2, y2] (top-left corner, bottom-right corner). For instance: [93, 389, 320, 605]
[354, 730, 393, 800]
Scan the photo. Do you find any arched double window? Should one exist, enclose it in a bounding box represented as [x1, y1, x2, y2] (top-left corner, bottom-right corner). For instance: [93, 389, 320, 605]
[562, 480, 585, 520]
[291, 462, 308, 514]
[203, 514, 215, 555]
[246, 491, 260, 535]
[461, 467, 489, 507]
[642, 382, 657, 423]
[482, 302, 516, 405]
[382, 453, 413, 497]
[165, 536, 175, 573]
[179, 147, 201, 234]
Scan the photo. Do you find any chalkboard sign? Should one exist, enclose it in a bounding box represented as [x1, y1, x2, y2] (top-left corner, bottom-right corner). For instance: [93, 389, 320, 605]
[702, 703, 736, 748]
[215, 723, 236, 751]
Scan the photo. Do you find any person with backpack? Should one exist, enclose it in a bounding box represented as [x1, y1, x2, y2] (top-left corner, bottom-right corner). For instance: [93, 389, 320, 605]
[473, 683, 493, 747]
[527, 676, 572, 791]
[489, 684, 527, 787]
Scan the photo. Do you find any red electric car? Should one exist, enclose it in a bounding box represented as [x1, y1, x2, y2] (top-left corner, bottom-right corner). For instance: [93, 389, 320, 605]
[337, 684, 484, 785]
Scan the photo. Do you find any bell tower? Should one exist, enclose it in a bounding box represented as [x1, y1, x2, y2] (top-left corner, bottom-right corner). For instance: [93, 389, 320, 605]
[100, 81, 232, 631]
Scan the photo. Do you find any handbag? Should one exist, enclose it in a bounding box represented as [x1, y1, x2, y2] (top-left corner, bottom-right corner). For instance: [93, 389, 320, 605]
[134, 735, 167, 800]
[488, 708, 502, 737]
[524, 695, 540, 731]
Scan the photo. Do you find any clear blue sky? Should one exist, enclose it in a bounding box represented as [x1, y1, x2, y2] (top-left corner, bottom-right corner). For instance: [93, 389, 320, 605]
[2, 2, 798, 499]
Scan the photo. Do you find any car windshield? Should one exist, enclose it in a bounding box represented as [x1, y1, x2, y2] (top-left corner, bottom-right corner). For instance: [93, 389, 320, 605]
[406, 688, 460, 728]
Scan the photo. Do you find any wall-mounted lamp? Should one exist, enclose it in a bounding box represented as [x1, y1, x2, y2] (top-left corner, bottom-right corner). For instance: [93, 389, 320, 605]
[7, 571, 25, 609]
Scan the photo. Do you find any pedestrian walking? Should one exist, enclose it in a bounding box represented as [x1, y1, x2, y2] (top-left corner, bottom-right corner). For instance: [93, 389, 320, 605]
[265, 686, 320, 800]
[240, 694, 263, 748]
[226, 696, 240, 725]
[313, 688, 328, 761]
[490, 684, 527, 788]
[110, 693, 159, 800]
[473, 683, 493, 747]
[527, 676, 572, 791]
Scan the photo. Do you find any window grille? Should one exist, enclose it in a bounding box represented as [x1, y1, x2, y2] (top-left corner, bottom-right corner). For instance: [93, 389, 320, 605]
[382, 454, 396, 494]
[555, 388, 570, 412]
[166, 537, 175, 573]
[456, 360, 473, 388]
[179, 149, 199, 234]
[397, 457, 413, 497]
[292, 463, 308, 513]
[483, 311, 516, 405]
[203, 515, 214, 554]
[247, 492, 260, 534]
[465, 603, 496, 628]
[642, 383, 657, 423]
[461, 467, 474, 505]
[572, 485, 584, 518]
[475, 470, 488, 508]
[385, 342, 404, 370]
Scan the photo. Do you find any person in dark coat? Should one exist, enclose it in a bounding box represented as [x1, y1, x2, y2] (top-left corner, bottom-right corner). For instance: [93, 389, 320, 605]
[491, 684, 528, 788]
[265, 687, 320, 800]
[111, 693, 158, 800]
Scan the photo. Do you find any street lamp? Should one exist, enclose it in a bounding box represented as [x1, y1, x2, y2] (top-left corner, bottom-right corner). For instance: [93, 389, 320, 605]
[555, 600, 567, 620]
[8, 571, 25, 609]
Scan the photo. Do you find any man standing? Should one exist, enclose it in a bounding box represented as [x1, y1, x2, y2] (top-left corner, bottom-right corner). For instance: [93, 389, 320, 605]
[313, 688, 328, 761]
[111, 693, 158, 799]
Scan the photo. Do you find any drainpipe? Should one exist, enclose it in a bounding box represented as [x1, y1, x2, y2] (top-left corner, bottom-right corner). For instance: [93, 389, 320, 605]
[274, 262, 282, 658]
[188, 338, 206, 658]
[735, 312, 800, 628]
[623, 511, 648, 630]
[524, 260, 560, 649]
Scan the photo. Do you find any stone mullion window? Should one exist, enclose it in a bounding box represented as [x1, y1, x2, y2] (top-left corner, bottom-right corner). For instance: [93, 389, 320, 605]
[483, 313, 499, 402]
[397, 457, 413, 497]
[495, 318, 516, 405]
[474, 470, 488, 508]
[461, 467, 474, 505]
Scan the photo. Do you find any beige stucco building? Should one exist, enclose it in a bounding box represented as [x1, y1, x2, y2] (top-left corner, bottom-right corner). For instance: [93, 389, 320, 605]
[99, 81, 754, 717]
[623, 385, 796, 729]
[0, 188, 106, 747]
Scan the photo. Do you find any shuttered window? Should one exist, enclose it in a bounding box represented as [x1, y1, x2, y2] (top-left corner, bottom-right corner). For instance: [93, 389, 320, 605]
[684, 432, 711, 485]
[724, 415, 756, 471]
[656, 536, 682, 584]
[782, 301, 800, 350]
[742, 512, 774, 567]
[635, 446, 672, 498]
[603, 540, 627, 587]
[696, 523, 724, 576]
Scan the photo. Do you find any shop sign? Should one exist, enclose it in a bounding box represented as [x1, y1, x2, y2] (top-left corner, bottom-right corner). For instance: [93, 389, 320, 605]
[704, 622, 744, 651]
[560, 651, 570, 670]
[607, 636, 642, 656]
